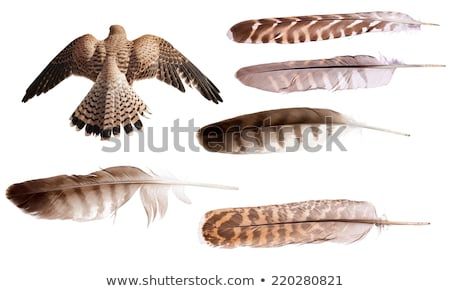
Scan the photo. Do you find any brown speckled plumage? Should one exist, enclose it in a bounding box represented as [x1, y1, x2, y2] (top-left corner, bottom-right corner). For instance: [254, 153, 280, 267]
[23, 25, 222, 139]
[202, 200, 429, 248]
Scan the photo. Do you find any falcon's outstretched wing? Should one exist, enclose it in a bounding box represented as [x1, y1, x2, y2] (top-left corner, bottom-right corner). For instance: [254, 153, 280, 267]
[127, 35, 222, 104]
[22, 34, 105, 102]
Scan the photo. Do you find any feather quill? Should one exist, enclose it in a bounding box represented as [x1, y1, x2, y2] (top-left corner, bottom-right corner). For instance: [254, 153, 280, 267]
[202, 199, 429, 248]
[6, 166, 237, 225]
[228, 11, 437, 44]
[197, 107, 408, 154]
[236, 55, 444, 93]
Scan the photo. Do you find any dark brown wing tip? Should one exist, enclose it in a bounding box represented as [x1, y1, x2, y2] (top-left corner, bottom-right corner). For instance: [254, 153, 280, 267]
[22, 89, 41, 103]
[164, 55, 222, 103]
[22, 94, 32, 103]
[201, 77, 222, 104]
[195, 75, 223, 104]
[211, 93, 223, 104]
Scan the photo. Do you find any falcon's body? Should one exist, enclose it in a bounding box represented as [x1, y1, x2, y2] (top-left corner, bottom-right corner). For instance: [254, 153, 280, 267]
[23, 25, 222, 139]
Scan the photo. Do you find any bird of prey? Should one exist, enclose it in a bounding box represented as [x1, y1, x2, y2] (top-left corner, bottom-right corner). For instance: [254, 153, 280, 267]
[22, 25, 222, 139]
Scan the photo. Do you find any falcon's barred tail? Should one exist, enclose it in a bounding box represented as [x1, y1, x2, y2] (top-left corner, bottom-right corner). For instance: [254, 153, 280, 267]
[71, 60, 148, 139]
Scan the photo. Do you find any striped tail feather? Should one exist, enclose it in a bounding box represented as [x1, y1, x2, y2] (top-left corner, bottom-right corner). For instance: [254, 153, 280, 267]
[71, 60, 148, 139]
[228, 11, 437, 44]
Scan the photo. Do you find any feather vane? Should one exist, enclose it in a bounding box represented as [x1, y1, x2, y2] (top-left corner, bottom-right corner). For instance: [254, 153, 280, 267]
[236, 55, 444, 93]
[228, 11, 437, 44]
[197, 108, 408, 154]
[202, 199, 429, 248]
[6, 166, 237, 224]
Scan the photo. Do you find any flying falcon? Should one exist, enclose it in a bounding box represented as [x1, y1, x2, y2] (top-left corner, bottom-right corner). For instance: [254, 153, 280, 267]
[22, 25, 222, 139]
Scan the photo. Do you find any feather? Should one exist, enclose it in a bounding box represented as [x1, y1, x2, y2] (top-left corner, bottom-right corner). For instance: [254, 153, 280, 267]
[236, 55, 444, 93]
[197, 107, 409, 154]
[6, 166, 237, 224]
[228, 11, 438, 44]
[202, 199, 429, 248]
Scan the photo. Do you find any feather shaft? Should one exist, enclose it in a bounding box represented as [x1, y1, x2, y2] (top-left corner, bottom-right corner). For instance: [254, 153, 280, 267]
[346, 123, 410, 137]
[251, 64, 445, 72]
[247, 219, 429, 227]
[9, 179, 237, 195]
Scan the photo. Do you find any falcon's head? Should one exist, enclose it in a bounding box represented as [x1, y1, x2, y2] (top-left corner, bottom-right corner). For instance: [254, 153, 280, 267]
[109, 25, 126, 36]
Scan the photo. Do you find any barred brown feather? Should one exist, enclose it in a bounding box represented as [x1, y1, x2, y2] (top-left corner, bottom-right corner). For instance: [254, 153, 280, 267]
[236, 55, 444, 93]
[202, 200, 429, 248]
[228, 11, 436, 44]
[197, 107, 408, 154]
[6, 166, 237, 224]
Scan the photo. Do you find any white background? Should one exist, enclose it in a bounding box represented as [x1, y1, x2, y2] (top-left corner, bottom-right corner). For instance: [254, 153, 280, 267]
[0, 0, 448, 290]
